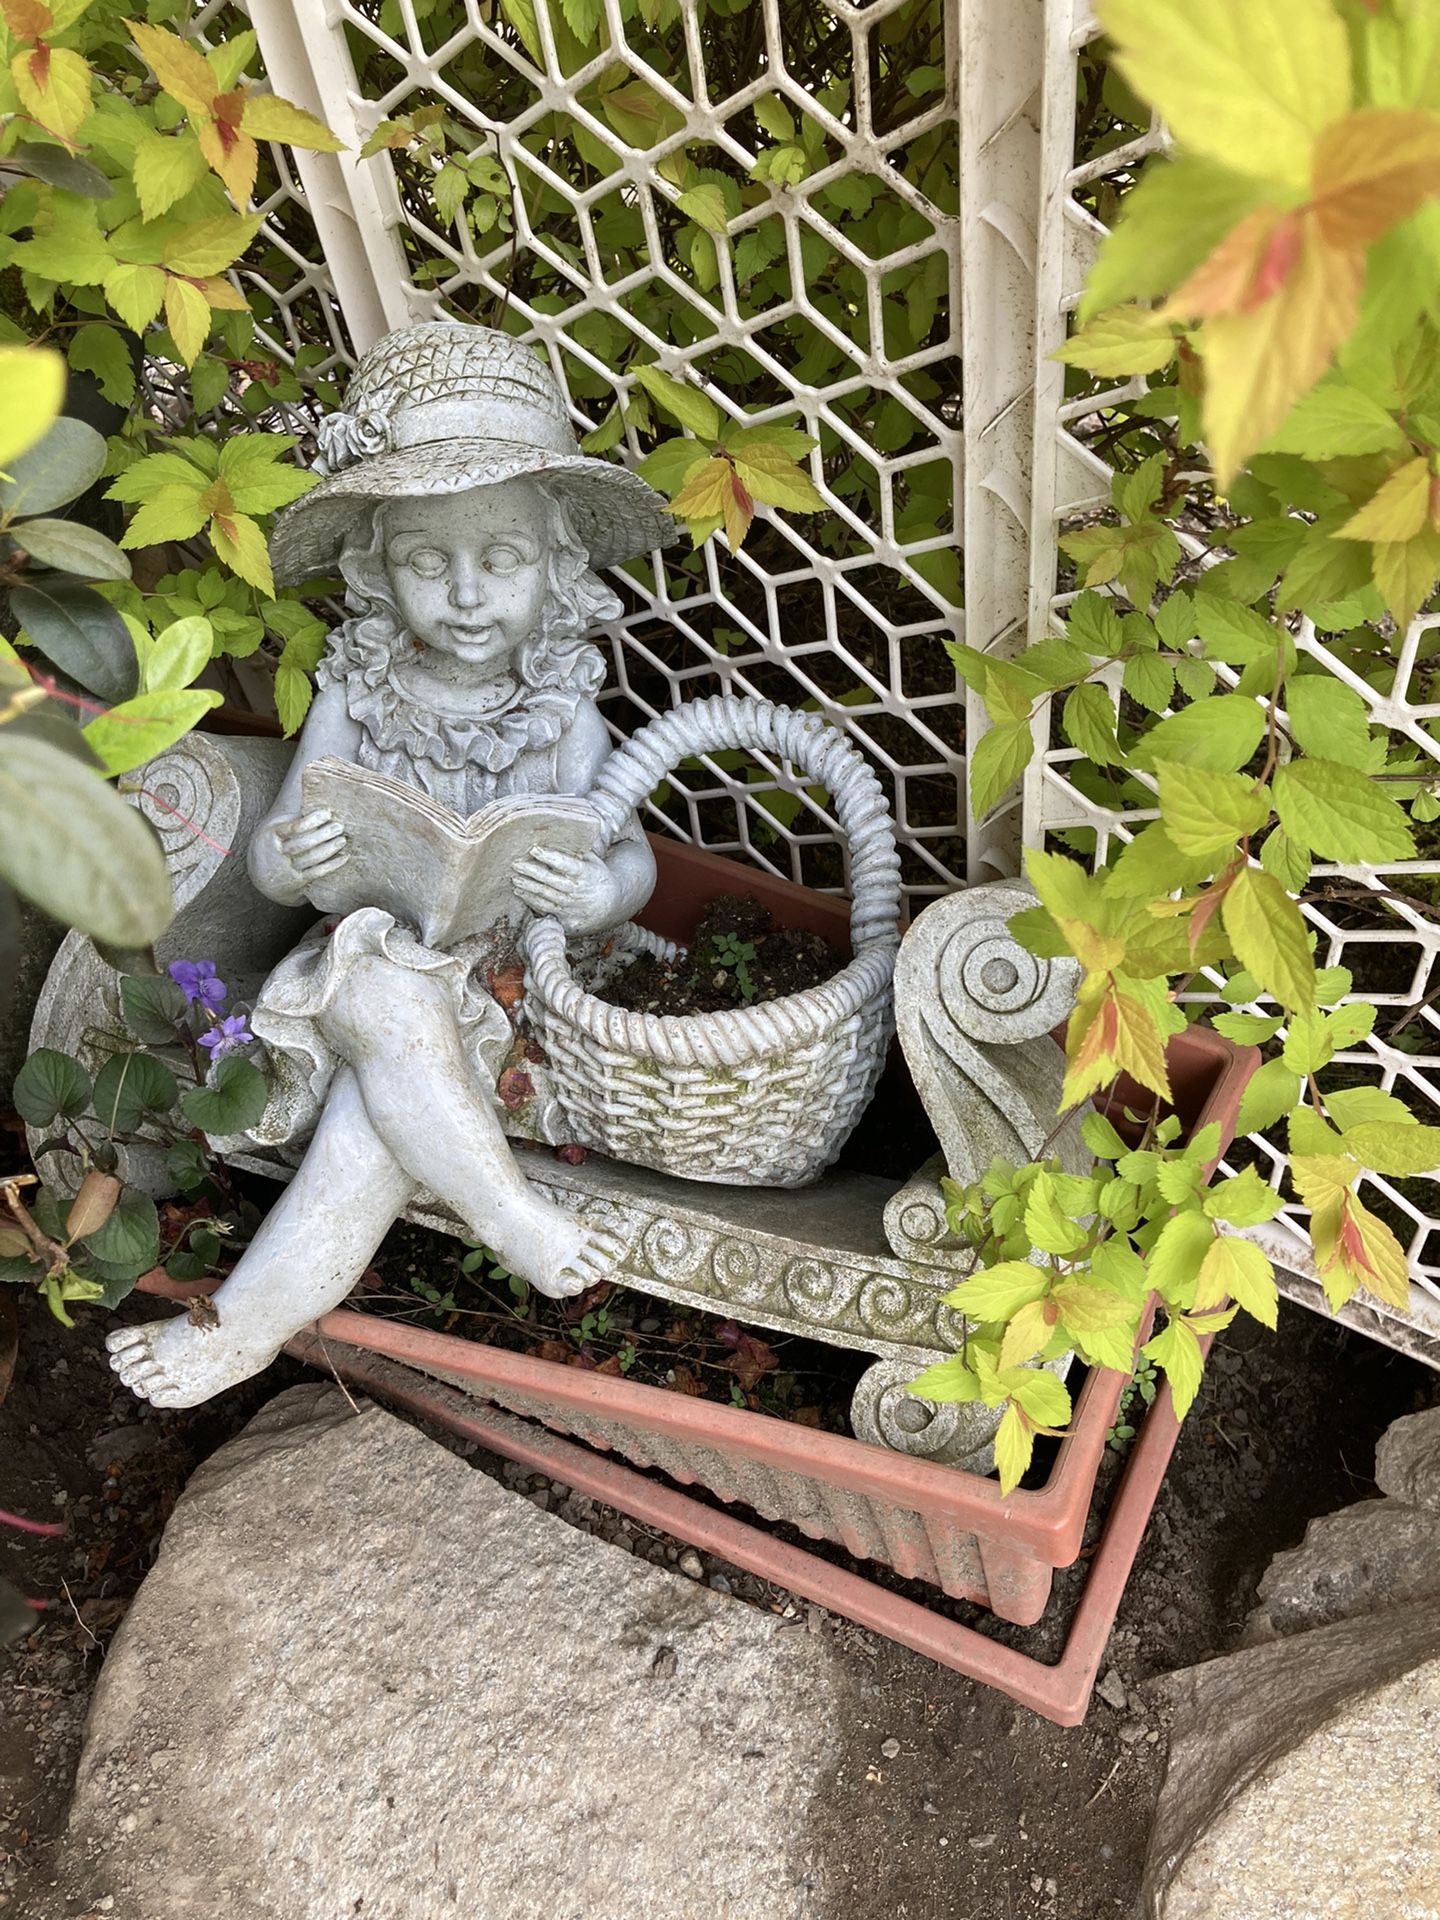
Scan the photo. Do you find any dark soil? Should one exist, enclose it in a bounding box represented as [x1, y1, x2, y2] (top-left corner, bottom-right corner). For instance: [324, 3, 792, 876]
[3, 1244, 1436, 1919]
[604, 891, 840, 1016]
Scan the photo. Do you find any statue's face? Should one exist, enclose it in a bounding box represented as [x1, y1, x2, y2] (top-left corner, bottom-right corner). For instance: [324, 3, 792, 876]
[382, 481, 549, 672]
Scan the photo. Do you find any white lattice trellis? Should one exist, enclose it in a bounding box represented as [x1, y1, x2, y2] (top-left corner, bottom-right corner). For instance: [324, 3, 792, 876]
[247, 0, 978, 919]
[236, 0, 1440, 1363]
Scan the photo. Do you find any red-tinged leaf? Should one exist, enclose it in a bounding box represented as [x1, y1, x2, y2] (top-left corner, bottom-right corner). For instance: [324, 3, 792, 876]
[1, 0, 52, 38]
[555, 1142, 587, 1166]
[1164, 206, 1288, 319]
[1198, 212, 1365, 488]
[1312, 109, 1440, 249]
[720, 465, 753, 548]
[666, 1365, 706, 1397]
[487, 963, 526, 1012]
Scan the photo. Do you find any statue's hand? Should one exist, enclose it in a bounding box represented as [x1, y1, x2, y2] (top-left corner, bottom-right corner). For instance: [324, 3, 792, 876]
[513, 847, 623, 936]
[273, 809, 349, 885]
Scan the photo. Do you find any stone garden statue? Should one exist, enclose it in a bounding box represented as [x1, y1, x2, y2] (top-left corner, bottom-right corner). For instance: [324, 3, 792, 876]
[108, 323, 677, 1407]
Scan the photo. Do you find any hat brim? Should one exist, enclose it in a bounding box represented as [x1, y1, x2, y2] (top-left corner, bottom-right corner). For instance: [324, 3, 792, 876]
[269, 438, 681, 586]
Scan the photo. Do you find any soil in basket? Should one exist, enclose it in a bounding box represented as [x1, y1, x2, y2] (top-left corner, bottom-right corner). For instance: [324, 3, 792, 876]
[605, 890, 841, 1015]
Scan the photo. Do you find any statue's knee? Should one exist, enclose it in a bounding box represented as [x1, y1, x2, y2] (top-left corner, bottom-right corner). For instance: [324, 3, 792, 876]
[320, 954, 450, 1053]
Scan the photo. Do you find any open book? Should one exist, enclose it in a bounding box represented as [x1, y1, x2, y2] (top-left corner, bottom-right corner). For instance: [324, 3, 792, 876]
[299, 755, 601, 948]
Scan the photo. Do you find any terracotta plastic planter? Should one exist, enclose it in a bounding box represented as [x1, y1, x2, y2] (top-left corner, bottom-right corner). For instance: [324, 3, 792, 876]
[279, 1005, 1255, 1725]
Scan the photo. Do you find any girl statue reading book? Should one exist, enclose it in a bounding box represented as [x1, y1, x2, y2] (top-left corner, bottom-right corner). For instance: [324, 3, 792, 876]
[108, 323, 678, 1407]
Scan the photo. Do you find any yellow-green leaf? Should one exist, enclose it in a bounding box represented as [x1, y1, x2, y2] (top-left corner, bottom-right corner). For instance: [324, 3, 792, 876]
[128, 20, 217, 117]
[239, 91, 344, 152]
[1335, 455, 1430, 542]
[1272, 758, 1416, 863]
[132, 130, 208, 221]
[11, 45, 92, 143]
[163, 213, 262, 278]
[0, 344, 64, 470]
[999, 1299, 1052, 1372]
[1142, 1314, 1205, 1421]
[1221, 863, 1316, 1010]
[1100, 0, 1351, 190]
[209, 510, 273, 595]
[1194, 1233, 1278, 1326]
[994, 1404, 1033, 1495]
[1053, 305, 1177, 377]
[163, 277, 210, 367]
[104, 262, 167, 335]
[729, 440, 825, 514]
[82, 688, 223, 776]
[968, 720, 1032, 820]
[941, 1260, 1049, 1322]
[1373, 523, 1440, 627]
[631, 366, 720, 441]
[1156, 762, 1269, 856]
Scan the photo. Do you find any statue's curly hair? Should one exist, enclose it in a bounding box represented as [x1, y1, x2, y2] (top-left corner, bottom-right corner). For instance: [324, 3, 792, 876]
[323, 477, 620, 700]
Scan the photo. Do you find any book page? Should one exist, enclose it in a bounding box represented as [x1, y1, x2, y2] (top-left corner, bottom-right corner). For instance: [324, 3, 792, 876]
[299, 757, 600, 946]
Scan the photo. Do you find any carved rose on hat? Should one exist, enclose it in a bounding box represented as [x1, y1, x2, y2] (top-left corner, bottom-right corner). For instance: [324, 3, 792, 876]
[314, 403, 393, 476]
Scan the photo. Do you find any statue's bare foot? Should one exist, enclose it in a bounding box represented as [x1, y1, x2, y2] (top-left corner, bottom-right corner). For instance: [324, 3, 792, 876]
[529, 1218, 628, 1301]
[106, 1317, 281, 1408]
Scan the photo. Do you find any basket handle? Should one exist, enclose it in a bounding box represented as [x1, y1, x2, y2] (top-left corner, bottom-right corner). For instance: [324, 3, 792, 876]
[587, 695, 902, 952]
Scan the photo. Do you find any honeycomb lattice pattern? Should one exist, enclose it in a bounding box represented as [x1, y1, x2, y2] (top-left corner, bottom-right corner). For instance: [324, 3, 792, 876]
[247, 0, 967, 913]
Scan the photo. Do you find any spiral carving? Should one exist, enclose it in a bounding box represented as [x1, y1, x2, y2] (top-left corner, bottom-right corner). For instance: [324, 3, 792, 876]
[781, 1256, 852, 1322]
[710, 1236, 769, 1306]
[856, 1275, 915, 1338]
[639, 1217, 705, 1286]
[933, 884, 1079, 1047]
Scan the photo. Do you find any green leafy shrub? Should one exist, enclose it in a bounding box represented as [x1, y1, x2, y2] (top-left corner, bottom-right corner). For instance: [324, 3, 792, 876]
[922, 0, 1440, 1488]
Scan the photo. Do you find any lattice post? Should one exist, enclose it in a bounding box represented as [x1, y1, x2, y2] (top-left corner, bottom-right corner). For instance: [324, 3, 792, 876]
[246, 0, 420, 349]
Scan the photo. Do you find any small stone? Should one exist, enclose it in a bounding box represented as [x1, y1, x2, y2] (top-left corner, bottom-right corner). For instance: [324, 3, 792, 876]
[650, 1645, 677, 1680]
[967, 1833, 997, 1850]
[1146, 1730, 1160, 1744]
[880, 1738, 901, 1760]
[708, 1574, 732, 1595]
[1095, 1667, 1128, 1712]
[1118, 1721, 1148, 1745]
[678, 1548, 704, 1579]
[922, 1801, 940, 1817]
[528, 1490, 551, 1512]
[638, 1317, 661, 1334]
[1031, 1876, 1044, 1893]
[1099, 1844, 1114, 1861]
[1044, 1878, 1057, 1897]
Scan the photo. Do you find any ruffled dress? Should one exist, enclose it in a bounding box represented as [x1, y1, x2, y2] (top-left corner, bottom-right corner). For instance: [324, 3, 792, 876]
[244, 639, 599, 1150]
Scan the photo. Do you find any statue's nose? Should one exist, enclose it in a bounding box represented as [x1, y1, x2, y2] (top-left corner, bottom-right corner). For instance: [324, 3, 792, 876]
[449, 554, 485, 608]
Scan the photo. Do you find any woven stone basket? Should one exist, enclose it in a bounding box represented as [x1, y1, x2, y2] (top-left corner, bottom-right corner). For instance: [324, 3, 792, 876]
[522, 696, 902, 1188]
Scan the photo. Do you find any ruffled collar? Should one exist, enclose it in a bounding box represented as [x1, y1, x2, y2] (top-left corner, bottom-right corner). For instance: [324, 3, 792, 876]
[318, 623, 602, 776]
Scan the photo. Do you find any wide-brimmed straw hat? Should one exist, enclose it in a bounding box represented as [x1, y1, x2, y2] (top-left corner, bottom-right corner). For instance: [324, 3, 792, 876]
[269, 322, 678, 586]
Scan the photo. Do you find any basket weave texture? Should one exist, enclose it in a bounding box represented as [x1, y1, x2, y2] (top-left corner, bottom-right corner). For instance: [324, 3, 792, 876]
[522, 697, 902, 1188]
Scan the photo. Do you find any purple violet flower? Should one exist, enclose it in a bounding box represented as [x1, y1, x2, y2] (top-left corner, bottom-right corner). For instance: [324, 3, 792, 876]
[169, 959, 227, 1013]
[198, 1013, 253, 1060]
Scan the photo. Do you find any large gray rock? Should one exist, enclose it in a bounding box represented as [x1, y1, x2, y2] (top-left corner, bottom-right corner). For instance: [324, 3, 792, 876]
[1247, 1497, 1440, 1640]
[1144, 1395, 1440, 1919]
[1376, 1403, 1440, 1512]
[57, 1384, 844, 1920]
[1148, 1625, 1440, 1920]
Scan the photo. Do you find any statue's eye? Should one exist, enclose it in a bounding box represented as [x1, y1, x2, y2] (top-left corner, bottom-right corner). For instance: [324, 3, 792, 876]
[404, 547, 447, 578]
[484, 543, 527, 575]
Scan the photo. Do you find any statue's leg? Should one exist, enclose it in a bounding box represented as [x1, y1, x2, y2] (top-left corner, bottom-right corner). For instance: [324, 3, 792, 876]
[106, 1068, 413, 1408]
[321, 954, 625, 1299]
